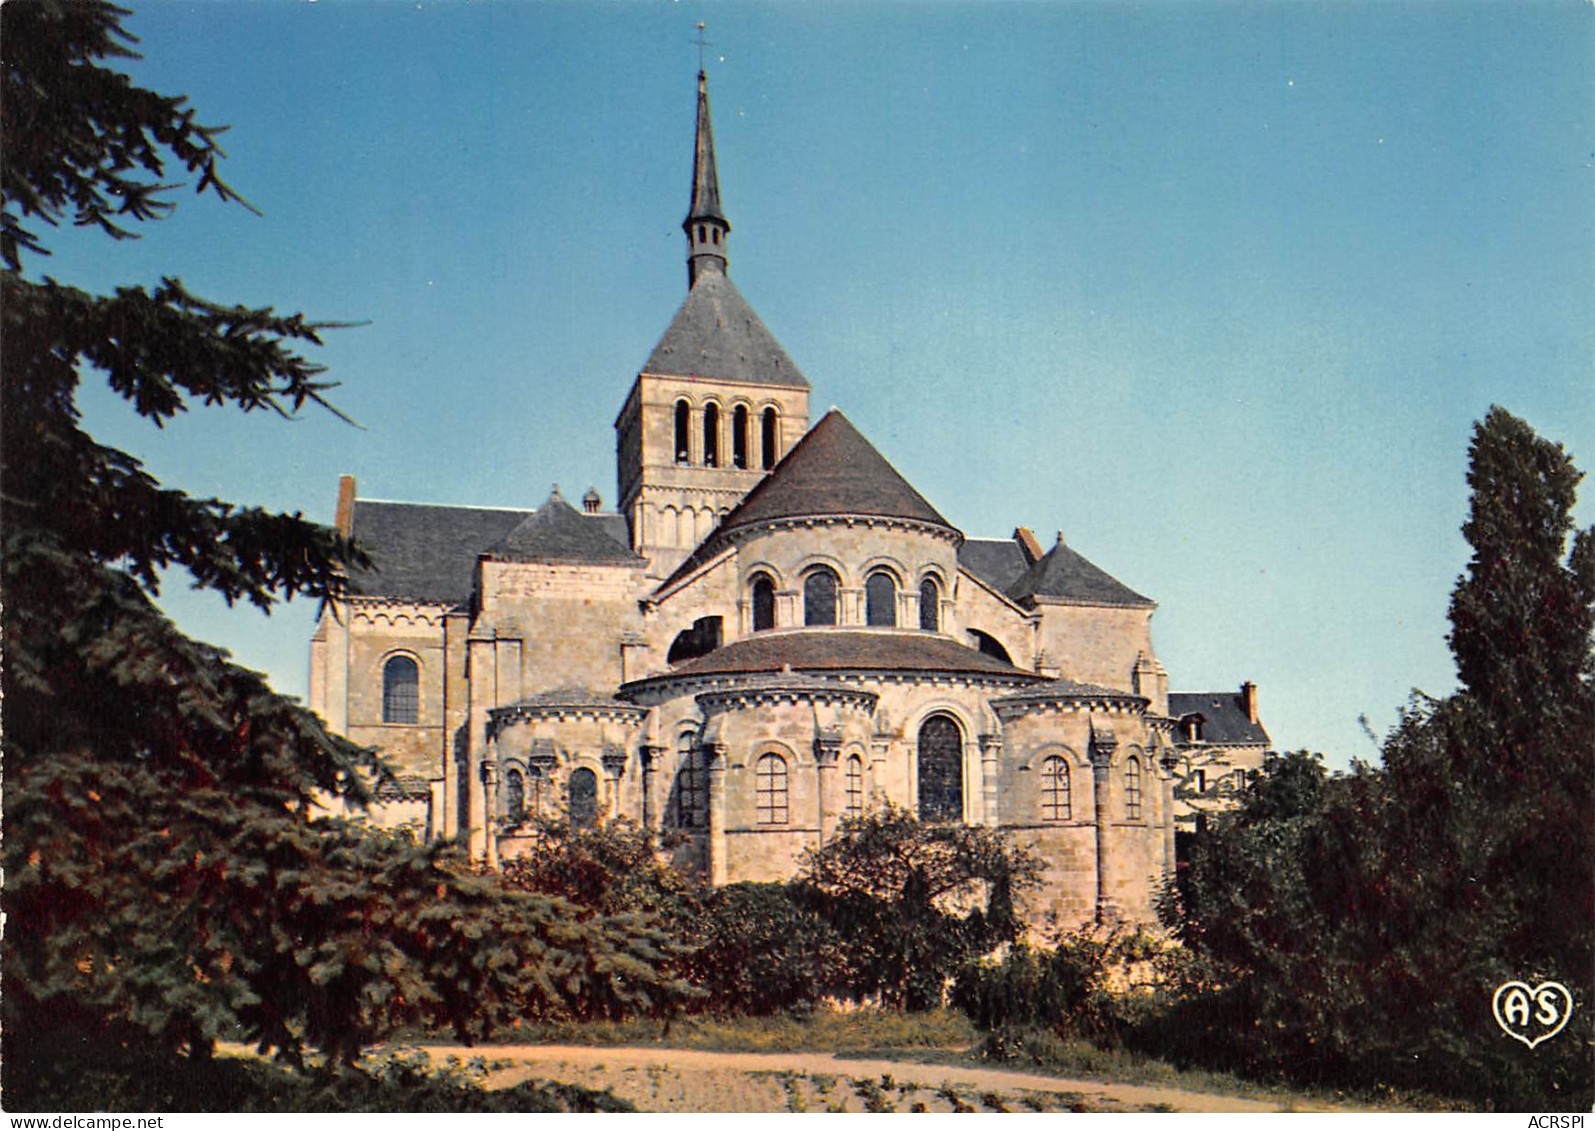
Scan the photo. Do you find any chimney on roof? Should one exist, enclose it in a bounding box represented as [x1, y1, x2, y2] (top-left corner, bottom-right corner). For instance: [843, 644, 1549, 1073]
[582, 486, 602, 514]
[1013, 527, 1044, 564]
[1241, 681, 1258, 724]
[335, 474, 356, 537]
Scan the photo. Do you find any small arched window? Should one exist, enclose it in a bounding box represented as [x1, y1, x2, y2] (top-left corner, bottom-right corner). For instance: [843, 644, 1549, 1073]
[703, 403, 720, 467]
[919, 577, 941, 632]
[761, 407, 779, 469]
[382, 655, 419, 724]
[751, 573, 776, 632]
[804, 567, 838, 626]
[569, 767, 598, 828]
[845, 754, 864, 818]
[865, 572, 898, 627]
[1125, 756, 1143, 820]
[697, 223, 707, 242]
[732, 405, 750, 469]
[504, 768, 526, 825]
[755, 753, 789, 824]
[1039, 756, 1070, 821]
[674, 399, 692, 464]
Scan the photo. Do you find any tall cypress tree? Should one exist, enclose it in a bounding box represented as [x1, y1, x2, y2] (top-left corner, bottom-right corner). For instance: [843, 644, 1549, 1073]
[1, 0, 687, 1094]
[1177, 407, 1593, 1107]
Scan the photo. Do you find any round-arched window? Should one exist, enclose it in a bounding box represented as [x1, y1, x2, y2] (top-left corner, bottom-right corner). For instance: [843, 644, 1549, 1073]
[865, 572, 898, 627]
[703, 402, 721, 468]
[1125, 756, 1143, 820]
[1039, 756, 1070, 821]
[751, 573, 776, 632]
[917, 715, 963, 822]
[382, 655, 419, 724]
[569, 767, 599, 828]
[919, 577, 941, 632]
[761, 407, 779, 469]
[504, 768, 526, 825]
[674, 399, 692, 464]
[755, 753, 789, 824]
[845, 754, 865, 818]
[804, 567, 838, 626]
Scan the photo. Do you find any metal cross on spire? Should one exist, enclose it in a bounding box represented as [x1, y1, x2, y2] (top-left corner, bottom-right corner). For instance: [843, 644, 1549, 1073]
[692, 21, 712, 71]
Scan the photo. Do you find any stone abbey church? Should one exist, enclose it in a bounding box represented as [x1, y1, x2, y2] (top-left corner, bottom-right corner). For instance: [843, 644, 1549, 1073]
[309, 70, 1269, 927]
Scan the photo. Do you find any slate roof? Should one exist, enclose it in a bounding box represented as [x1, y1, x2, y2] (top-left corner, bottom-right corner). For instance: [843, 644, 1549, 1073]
[488, 492, 643, 566]
[1168, 691, 1271, 745]
[686, 70, 726, 226]
[994, 677, 1144, 706]
[347, 498, 632, 604]
[637, 630, 1042, 683]
[641, 269, 808, 388]
[1007, 536, 1153, 608]
[959, 537, 1031, 593]
[658, 410, 957, 592]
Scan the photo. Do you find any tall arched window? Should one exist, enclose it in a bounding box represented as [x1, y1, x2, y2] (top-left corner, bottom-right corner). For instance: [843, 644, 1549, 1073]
[675, 751, 704, 829]
[919, 577, 941, 632]
[703, 402, 720, 467]
[382, 655, 419, 724]
[1125, 756, 1143, 820]
[761, 407, 779, 469]
[751, 573, 776, 632]
[845, 754, 864, 818]
[569, 767, 598, 828]
[755, 753, 788, 824]
[504, 768, 526, 825]
[674, 399, 691, 464]
[865, 571, 898, 627]
[917, 715, 963, 822]
[732, 405, 750, 469]
[1039, 756, 1070, 821]
[804, 567, 838, 626]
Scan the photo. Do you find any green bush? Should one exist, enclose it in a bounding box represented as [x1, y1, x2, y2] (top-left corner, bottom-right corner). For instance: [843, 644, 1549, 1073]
[686, 883, 841, 1015]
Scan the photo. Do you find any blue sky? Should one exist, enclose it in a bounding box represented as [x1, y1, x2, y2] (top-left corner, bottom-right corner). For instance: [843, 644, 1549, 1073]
[46, 0, 1594, 769]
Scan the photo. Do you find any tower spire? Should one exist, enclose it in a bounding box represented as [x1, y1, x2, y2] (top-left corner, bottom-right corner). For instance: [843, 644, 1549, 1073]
[684, 51, 729, 287]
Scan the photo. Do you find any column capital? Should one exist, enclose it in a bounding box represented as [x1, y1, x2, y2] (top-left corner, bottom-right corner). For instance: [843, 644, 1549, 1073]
[601, 748, 628, 778]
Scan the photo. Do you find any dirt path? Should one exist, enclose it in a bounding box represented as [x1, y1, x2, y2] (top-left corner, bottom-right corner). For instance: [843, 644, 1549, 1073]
[414, 1042, 1343, 1113]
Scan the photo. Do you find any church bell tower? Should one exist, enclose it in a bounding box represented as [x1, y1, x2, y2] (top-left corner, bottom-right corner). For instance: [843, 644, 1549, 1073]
[614, 63, 811, 576]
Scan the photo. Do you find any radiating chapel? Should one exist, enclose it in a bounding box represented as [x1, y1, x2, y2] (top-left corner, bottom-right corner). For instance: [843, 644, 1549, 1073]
[309, 69, 1270, 926]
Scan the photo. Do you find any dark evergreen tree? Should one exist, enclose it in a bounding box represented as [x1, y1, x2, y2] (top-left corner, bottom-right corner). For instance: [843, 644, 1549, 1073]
[1176, 408, 1594, 1107]
[1, 0, 687, 1093]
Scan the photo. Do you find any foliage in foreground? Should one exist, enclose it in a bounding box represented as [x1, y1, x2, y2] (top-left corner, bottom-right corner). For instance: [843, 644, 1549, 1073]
[1, 0, 686, 1082]
[5, 1036, 632, 1113]
[1167, 408, 1594, 1109]
[800, 806, 1041, 1010]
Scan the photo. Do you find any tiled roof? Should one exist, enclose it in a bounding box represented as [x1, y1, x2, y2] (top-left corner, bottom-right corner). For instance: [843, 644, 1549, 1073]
[658, 410, 958, 592]
[488, 492, 643, 566]
[959, 537, 1031, 593]
[505, 687, 636, 710]
[642, 269, 808, 388]
[347, 499, 632, 603]
[994, 677, 1143, 706]
[637, 629, 1041, 683]
[1006, 536, 1153, 608]
[1168, 691, 1270, 745]
[723, 410, 953, 534]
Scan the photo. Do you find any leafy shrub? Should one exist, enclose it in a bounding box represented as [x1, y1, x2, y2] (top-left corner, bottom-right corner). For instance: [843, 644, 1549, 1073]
[685, 883, 841, 1015]
[799, 806, 1040, 1009]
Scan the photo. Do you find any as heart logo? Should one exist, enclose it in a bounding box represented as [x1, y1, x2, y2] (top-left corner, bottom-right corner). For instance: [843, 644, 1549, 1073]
[1493, 981, 1573, 1049]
